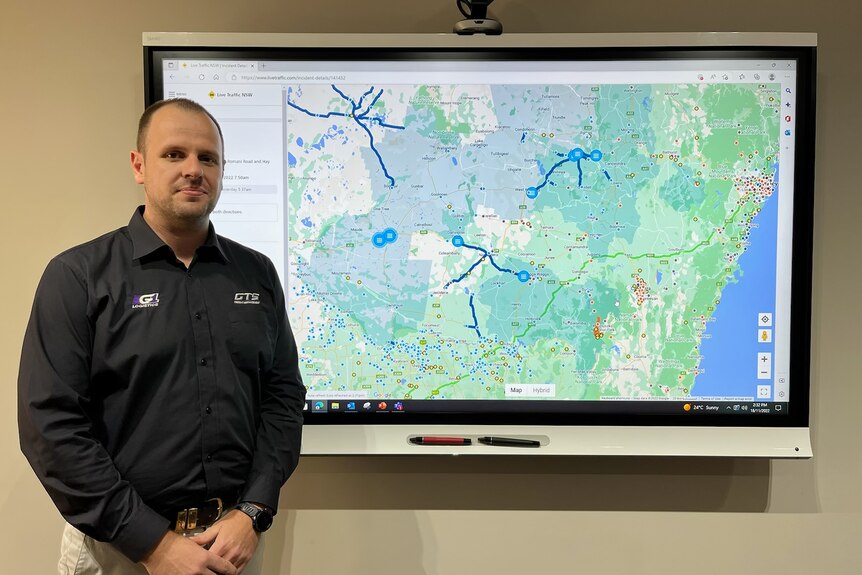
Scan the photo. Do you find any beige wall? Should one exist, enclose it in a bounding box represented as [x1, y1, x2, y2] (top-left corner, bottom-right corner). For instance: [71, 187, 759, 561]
[2, 1, 860, 572]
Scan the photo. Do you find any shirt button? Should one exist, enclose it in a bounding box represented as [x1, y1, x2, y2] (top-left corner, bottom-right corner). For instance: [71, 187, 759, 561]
[205, 406, 212, 414]
[206, 454, 213, 462]
[200, 358, 207, 366]
[195, 312, 202, 320]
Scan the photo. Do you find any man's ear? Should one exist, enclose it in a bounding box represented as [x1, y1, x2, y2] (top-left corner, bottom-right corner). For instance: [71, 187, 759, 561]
[131, 150, 145, 184]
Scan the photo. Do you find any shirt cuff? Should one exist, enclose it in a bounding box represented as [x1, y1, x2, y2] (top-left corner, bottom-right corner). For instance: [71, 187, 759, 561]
[109, 504, 171, 563]
[239, 474, 281, 515]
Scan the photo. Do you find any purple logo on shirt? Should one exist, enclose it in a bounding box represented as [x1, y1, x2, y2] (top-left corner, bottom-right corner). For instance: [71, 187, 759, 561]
[131, 293, 160, 309]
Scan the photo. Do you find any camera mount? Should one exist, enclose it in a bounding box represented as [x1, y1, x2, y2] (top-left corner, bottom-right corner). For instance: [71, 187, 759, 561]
[453, 0, 503, 35]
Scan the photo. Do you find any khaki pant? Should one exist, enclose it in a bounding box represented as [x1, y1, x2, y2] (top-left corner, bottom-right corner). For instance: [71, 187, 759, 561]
[58, 523, 265, 575]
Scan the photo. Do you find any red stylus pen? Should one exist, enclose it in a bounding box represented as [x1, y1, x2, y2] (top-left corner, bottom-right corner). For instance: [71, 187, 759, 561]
[409, 436, 472, 445]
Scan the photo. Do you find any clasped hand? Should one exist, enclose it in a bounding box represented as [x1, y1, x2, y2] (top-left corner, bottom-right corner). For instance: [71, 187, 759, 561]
[142, 510, 259, 575]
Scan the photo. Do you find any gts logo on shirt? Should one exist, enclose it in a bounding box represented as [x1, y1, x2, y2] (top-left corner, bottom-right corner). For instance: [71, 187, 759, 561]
[234, 292, 260, 304]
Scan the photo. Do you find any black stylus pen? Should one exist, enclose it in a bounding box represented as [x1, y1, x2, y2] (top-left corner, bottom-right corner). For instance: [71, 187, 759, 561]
[477, 436, 540, 447]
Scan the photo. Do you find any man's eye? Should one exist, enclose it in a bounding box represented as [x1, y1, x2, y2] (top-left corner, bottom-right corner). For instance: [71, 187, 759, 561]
[200, 156, 217, 165]
[165, 151, 182, 160]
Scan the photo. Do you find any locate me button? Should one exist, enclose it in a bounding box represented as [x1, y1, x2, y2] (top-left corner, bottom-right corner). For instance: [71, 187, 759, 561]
[757, 352, 772, 380]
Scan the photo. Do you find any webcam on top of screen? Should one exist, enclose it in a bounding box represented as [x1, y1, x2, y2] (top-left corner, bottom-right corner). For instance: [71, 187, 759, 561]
[453, 0, 503, 35]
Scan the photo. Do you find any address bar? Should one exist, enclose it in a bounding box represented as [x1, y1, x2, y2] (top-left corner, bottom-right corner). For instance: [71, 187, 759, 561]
[238, 73, 347, 82]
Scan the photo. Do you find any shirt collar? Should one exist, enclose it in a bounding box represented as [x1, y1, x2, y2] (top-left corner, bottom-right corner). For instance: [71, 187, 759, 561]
[128, 206, 229, 263]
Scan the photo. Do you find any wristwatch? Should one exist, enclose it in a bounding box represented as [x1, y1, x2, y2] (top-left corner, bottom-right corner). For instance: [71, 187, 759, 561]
[236, 502, 274, 533]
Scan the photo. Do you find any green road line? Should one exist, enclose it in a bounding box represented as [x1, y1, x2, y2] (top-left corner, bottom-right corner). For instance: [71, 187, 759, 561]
[427, 197, 752, 398]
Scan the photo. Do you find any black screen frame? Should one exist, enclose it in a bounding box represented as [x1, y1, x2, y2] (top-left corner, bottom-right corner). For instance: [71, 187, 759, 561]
[144, 41, 815, 432]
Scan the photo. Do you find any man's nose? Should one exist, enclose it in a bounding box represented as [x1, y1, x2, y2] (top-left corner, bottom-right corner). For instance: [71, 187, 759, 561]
[182, 157, 204, 179]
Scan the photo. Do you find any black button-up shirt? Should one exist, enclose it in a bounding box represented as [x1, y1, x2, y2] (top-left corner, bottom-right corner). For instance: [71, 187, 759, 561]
[18, 207, 305, 561]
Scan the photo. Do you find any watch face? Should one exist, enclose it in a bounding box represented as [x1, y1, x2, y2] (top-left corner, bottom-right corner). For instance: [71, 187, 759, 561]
[254, 510, 273, 532]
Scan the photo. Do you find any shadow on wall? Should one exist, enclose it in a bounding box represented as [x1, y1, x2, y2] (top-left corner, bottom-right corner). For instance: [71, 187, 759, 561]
[282, 456, 774, 512]
[264, 507, 435, 575]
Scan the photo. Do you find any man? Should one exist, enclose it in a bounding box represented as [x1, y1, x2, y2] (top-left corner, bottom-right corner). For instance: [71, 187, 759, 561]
[18, 98, 306, 574]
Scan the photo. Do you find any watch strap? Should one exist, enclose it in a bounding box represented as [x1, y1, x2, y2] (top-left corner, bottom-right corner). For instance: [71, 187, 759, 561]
[236, 501, 273, 532]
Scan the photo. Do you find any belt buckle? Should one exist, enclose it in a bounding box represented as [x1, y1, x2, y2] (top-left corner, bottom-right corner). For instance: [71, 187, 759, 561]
[174, 497, 223, 533]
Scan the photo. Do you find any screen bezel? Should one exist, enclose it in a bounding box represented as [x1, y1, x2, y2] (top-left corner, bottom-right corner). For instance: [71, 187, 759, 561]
[143, 33, 815, 455]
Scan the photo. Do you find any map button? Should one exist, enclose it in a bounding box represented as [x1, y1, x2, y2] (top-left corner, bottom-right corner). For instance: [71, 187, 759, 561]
[758, 329, 772, 343]
[757, 385, 771, 399]
[505, 384, 556, 398]
[758, 312, 773, 327]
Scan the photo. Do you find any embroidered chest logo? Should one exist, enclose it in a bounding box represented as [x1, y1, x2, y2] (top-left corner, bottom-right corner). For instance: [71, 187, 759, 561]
[234, 292, 260, 305]
[132, 292, 160, 309]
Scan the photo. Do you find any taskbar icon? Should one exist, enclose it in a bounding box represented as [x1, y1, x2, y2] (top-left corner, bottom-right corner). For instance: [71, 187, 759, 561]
[306, 399, 409, 413]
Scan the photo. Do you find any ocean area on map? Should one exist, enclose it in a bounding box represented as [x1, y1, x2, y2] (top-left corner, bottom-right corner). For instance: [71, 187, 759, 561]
[690, 178, 778, 400]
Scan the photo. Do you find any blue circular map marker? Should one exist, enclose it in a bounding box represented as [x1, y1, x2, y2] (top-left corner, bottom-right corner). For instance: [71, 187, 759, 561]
[383, 227, 398, 243]
[590, 149, 603, 162]
[517, 270, 530, 282]
[372, 233, 386, 248]
[452, 235, 465, 247]
[526, 187, 539, 199]
[568, 148, 585, 161]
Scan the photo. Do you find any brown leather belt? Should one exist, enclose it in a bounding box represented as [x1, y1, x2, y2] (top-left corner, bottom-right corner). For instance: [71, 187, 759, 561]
[168, 498, 226, 533]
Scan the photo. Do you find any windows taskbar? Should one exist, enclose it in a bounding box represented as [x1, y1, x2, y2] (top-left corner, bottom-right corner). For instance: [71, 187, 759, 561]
[303, 399, 790, 416]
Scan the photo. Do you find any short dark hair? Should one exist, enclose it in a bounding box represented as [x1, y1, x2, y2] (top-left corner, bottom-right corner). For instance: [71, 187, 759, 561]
[136, 98, 224, 155]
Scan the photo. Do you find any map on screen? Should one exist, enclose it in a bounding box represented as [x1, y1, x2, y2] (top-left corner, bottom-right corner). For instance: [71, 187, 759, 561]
[286, 80, 781, 403]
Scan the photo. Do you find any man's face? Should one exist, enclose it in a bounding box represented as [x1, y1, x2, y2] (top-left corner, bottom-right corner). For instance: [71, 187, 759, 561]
[131, 105, 223, 231]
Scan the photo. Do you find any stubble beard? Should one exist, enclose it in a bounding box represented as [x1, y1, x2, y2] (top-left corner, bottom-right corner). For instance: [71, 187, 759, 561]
[170, 195, 217, 227]
[147, 190, 219, 233]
